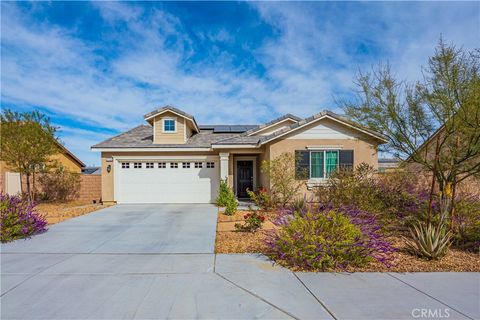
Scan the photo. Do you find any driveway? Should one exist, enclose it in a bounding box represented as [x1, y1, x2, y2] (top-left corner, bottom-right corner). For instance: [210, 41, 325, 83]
[1, 204, 479, 319]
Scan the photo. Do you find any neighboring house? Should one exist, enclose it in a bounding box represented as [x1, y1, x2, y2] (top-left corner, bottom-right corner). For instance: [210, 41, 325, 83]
[378, 158, 401, 173]
[91, 106, 387, 204]
[404, 126, 480, 195]
[82, 166, 102, 175]
[0, 143, 85, 195]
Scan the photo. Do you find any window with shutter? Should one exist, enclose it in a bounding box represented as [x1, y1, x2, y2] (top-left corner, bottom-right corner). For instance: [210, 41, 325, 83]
[295, 150, 310, 180]
[339, 150, 354, 171]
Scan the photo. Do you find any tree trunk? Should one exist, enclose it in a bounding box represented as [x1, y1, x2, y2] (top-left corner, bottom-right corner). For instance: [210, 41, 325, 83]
[427, 136, 441, 224]
[25, 172, 32, 203]
[449, 180, 457, 230]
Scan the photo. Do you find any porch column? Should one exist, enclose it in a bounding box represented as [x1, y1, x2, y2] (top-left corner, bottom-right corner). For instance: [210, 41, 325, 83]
[219, 152, 230, 182]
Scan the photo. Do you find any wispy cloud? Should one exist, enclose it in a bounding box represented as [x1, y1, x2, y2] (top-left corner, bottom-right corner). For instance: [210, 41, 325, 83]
[1, 2, 477, 165]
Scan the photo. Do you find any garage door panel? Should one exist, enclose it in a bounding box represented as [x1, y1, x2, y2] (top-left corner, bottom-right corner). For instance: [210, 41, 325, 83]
[116, 161, 219, 204]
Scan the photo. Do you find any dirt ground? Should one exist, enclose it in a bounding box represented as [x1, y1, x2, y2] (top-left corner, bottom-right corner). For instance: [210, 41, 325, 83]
[215, 209, 480, 272]
[36, 201, 113, 224]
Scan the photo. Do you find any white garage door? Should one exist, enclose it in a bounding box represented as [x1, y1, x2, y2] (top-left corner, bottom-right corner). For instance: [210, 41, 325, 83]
[115, 159, 220, 204]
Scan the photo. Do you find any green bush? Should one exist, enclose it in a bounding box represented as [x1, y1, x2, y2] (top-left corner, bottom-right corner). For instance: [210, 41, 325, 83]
[38, 167, 81, 201]
[224, 196, 238, 216]
[216, 179, 233, 207]
[269, 210, 371, 270]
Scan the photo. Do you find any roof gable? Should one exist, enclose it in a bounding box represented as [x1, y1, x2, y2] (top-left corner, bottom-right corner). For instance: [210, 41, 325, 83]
[260, 111, 388, 145]
[144, 105, 199, 133]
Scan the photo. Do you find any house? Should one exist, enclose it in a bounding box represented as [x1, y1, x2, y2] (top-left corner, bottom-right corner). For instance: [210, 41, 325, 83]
[0, 143, 85, 195]
[91, 106, 387, 204]
[378, 158, 401, 173]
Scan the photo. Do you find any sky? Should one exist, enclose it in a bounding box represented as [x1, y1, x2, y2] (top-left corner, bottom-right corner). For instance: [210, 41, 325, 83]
[1, 1, 479, 166]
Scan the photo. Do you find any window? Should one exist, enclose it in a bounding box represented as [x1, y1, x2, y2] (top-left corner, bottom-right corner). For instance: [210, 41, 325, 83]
[194, 162, 203, 168]
[134, 162, 142, 169]
[146, 162, 154, 169]
[182, 162, 190, 168]
[310, 152, 324, 178]
[206, 162, 215, 168]
[158, 162, 166, 168]
[163, 119, 176, 132]
[309, 150, 338, 178]
[170, 162, 178, 168]
[121, 162, 130, 169]
[295, 150, 353, 180]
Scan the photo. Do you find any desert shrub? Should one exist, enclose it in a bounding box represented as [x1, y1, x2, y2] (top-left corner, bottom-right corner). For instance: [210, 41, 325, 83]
[316, 164, 384, 213]
[216, 178, 237, 216]
[224, 196, 238, 216]
[291, 196, 308, 216]
[235, 209, 266, 232]
[247, 187, 272, 210]
[406, 221, 452, 260]
[266, 205, 395, 271]
[1, 194, 48, 242]
[216, 179, 233, 207]
[38, 167, 80, 201]
[261, 153, 303, 208]
[452, 193, 480, 251]
[315, 164, 430, 228]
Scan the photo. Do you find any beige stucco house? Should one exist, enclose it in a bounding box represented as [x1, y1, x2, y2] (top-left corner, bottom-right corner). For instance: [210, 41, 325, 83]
[91, 106, 387, 204]
[0, 143, 85, 195]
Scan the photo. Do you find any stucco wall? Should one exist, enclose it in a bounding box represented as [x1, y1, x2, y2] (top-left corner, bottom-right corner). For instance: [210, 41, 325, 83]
[50, 153, 83, 173]
[265, 137, 379, 198]
[0, 152, 83, 175]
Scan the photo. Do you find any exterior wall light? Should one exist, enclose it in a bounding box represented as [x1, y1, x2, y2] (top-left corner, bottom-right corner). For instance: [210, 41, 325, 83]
[107, 165, 111, 173]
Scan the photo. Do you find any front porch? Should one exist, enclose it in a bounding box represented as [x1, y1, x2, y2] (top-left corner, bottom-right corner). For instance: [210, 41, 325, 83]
[219, 152, 265, 200]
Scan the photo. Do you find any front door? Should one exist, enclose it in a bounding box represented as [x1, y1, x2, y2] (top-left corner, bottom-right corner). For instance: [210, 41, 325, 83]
[236, 160, 253, 198]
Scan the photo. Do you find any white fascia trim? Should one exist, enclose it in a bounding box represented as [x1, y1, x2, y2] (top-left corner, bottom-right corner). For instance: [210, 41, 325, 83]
[91, 147, 212, 152]
[260, 115, 388, 145]
[246, 118, 298, 136]
[144, 110, 199, 132]
[211, 144, 259, 149]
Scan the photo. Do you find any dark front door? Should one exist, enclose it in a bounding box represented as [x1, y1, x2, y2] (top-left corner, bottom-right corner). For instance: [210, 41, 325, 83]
[236, 160, 253, 198]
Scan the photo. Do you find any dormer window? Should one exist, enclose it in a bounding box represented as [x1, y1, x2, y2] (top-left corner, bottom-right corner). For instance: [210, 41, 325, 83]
[163, 119, 176, 133]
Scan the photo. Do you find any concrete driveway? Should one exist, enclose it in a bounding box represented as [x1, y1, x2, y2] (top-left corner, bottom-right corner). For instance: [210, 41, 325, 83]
[1, 204, 479, 319]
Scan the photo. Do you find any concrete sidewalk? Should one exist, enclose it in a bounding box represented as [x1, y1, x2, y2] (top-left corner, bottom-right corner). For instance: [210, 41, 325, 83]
[2, 253, 478, 319]
[1, 205, 478, 319]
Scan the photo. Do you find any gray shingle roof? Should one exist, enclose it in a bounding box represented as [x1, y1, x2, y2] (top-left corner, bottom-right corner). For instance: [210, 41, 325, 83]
[92, 125, 239, 148]
[92, 109, 387, 149]
[242, 114, 301, 136]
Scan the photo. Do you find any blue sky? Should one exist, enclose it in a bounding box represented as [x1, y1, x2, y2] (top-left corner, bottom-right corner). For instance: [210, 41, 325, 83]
[1, 1, 479, 166]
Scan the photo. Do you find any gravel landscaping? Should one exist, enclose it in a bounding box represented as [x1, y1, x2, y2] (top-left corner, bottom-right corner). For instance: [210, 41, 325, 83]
[215, 210, 480, 272]
[36, 201, 113, 224]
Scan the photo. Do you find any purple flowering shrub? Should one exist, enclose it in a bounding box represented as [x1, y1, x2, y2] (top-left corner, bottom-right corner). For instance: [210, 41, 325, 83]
[266, 204, 395, 271]
[315, 164, 433, 228]
[0, 194, 47, 242]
